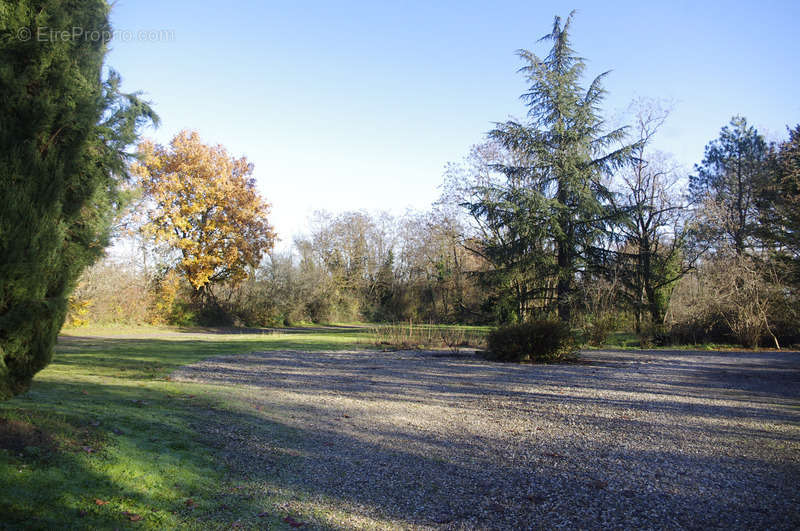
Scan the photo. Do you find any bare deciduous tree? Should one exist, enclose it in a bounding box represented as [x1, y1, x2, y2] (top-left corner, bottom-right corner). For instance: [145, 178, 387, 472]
[610, 99, 693, 333]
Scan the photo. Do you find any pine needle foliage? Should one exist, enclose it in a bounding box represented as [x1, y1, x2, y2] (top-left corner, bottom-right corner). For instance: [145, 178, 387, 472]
[0, 1, 157, 399]
[689, 116, 769, 255]
[764, 126, 800, 263]
[466, 11, 636, 322]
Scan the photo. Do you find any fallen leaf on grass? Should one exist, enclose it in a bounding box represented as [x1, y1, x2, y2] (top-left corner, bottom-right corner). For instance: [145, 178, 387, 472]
[283, 516, 306, 527]
[94, 499, 109, 505]
[82, 446, 95, 454]
[81, 390, 89, 395]
[185, 499, 195, 507]
[122, 511, 142, 521]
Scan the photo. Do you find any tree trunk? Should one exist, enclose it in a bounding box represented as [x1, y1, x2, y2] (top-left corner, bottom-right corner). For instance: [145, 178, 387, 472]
[557, 239, 571, 322]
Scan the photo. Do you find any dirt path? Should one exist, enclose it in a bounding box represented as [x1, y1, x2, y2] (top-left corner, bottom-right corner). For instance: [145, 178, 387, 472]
[173, 349, 800, 530]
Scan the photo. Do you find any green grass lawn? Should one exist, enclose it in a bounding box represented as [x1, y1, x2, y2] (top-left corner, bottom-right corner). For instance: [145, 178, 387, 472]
[0, 325, 372, 530]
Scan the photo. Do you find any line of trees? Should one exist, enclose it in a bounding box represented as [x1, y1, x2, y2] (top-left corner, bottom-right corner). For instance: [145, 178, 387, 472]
[69, 106, 800, 350]
[63, 12, 799, 352]
[3, 6, 798, 399]
[70, 207, 486, 326]
[440, 13, 799, 348]
[67, 13, 800, 351]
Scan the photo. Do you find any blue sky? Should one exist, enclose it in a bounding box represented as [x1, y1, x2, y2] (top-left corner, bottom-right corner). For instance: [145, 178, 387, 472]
[106, 1, 800, 245]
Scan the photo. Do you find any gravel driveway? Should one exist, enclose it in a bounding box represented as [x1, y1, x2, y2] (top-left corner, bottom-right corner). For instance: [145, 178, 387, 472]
[173, 349, 800, 530]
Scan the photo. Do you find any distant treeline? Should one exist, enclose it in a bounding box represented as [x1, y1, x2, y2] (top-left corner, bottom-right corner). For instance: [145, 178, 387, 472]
[68, 13, 800, 350]
[71, 114, 800, 349]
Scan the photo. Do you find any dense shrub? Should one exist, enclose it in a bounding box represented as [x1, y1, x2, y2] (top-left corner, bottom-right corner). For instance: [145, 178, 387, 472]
[665, 314, 732, 346]
[67, 262, 155, 326]
[65, 263, 199, 327]
[666, 256, 796, 348]
[485, 320, 576, 362]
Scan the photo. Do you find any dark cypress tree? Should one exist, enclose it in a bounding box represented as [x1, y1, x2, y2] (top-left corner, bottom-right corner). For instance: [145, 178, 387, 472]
[470, 12, 634, 322]
[0, 1, 157, 399]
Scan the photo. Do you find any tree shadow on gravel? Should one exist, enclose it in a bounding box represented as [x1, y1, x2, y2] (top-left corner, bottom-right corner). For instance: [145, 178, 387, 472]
[196, 393, 800, 530]
[31, 334, 799, 529]
[173, 347, 800, 529]
[175, 349, 800, 423]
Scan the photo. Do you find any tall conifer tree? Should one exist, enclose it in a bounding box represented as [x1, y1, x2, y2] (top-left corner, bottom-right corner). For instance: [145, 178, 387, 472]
[689, 116, 768, 255]
[469, 12, 634, 322]
[0, 1, 156, 398]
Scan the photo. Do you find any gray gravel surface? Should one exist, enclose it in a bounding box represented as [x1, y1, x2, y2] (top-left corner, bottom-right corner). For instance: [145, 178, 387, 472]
[172, 349, 800, 530]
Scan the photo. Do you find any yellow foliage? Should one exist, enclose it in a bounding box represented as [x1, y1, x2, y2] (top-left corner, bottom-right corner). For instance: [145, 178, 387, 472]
[148, 269, 183, 324]
[132, 130, 276, 292]
[66, 296, 93, 327]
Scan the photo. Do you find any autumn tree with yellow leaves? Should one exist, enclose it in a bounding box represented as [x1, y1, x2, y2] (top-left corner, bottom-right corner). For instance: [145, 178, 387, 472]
[132, 130, 275, 303]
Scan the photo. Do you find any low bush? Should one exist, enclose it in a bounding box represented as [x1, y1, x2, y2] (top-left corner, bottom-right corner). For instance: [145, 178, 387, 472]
[666, 313, 730, 346]
[369, 324, 486, 351]
[485, 320, 576, 362]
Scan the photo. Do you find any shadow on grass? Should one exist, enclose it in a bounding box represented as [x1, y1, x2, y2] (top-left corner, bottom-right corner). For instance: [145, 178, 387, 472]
[53, 329, 370, 380]
[3, 332, 799, 529]
[0, 328, 374, 529]
[0, 374, 294, 529]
